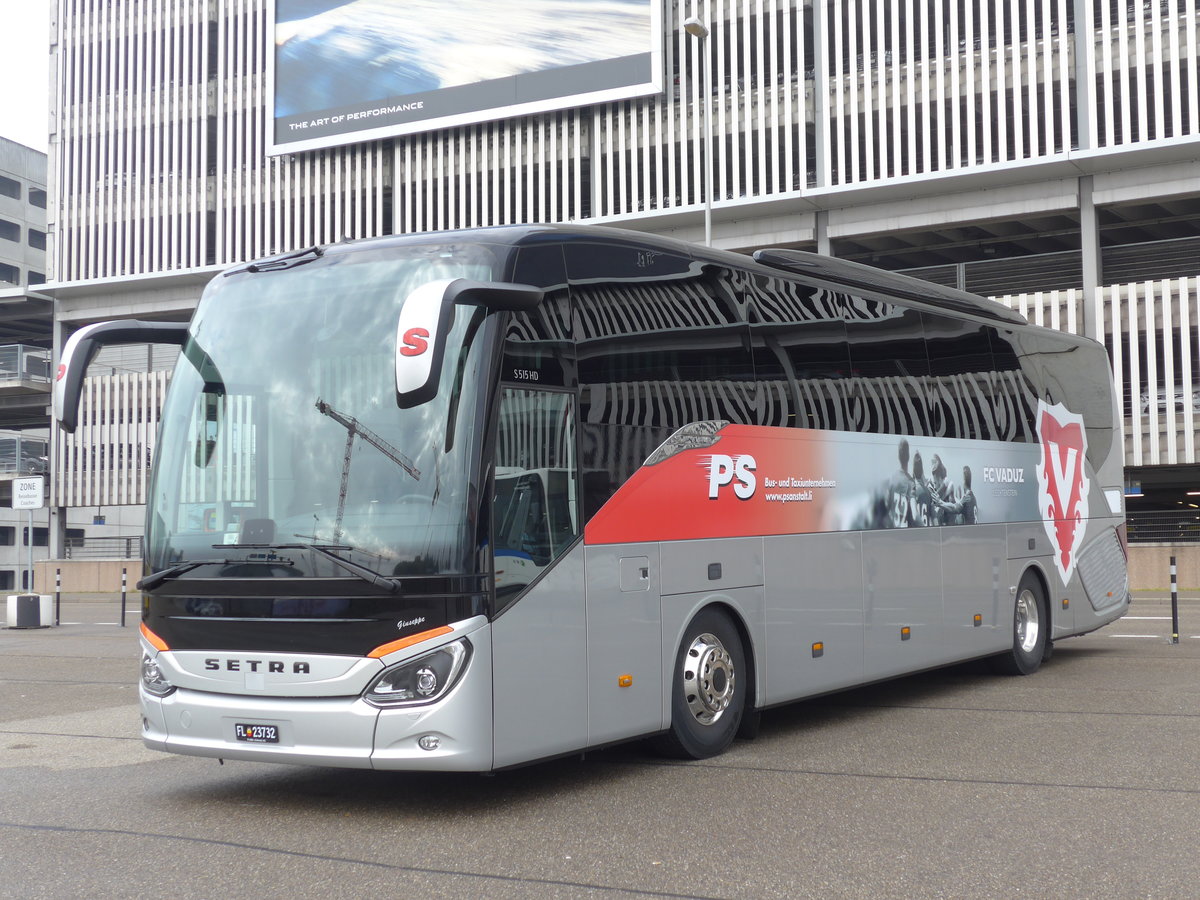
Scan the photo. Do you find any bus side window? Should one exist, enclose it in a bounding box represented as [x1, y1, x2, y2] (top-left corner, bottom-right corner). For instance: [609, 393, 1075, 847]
[748, 275, 853, 431]
[844, 296, 932, 437]
[570, 252, 754, 521]
[504, 245, 573, 389]
[987, 327, 1040, 443]
[923, 313, 997, 440]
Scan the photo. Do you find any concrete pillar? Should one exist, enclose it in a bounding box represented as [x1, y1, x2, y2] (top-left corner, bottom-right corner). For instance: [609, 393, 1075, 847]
[815, 210, 831, 257]
[1079, 175, 1102, 341]
[1073, 0, 1095, 154]
[1073, 0, 1100, 343]
[811, 0, 827, 191]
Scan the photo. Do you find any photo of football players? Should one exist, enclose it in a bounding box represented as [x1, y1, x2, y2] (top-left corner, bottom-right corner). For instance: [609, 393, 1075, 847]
[833, 430, 1030, 535]
[910, 451, 935, 527]
[936, 465, 979, 525]
[885, 438, 915, 528]
[927, 453, 950, 525]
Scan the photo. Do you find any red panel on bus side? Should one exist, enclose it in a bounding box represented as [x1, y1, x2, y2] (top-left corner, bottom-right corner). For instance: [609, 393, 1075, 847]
[583, 422, 1049, 547]
[584, 424, 830, 544]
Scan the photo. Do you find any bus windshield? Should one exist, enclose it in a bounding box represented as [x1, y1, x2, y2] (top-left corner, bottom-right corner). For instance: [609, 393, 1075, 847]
[145, 242, 500, 582]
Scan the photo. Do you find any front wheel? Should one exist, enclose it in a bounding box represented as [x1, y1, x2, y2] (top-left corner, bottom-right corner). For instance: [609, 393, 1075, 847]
[653, 608, 746, 759]
[991, 572, 1048, 676]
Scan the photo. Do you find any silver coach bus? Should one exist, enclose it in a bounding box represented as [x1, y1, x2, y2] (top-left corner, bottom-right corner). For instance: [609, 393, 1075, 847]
[54, 224, 1129, 770]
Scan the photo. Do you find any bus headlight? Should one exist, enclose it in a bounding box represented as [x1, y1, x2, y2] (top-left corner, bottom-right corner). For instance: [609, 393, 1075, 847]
[365, 639, 470, 707]
[141, 653, 176, 697]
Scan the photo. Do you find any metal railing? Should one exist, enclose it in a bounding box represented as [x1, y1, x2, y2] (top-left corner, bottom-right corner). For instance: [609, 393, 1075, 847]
[1126, 511, 1200, 544]
[62, 535, 144, 559]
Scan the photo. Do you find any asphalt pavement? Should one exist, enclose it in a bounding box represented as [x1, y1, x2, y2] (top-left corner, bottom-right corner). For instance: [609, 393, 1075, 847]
[1, 592, 1198, 899]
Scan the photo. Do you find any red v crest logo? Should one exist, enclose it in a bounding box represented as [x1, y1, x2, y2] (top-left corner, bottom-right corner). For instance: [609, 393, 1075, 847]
[1036, 401, 1089, 582]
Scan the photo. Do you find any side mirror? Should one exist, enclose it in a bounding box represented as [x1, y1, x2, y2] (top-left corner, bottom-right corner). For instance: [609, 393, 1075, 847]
[395, 279, 542, 409]
[54, 320, 190, 432]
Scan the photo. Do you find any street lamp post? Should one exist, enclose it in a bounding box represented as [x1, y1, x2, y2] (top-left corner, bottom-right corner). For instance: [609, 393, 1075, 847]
[683, 15, 712, 247]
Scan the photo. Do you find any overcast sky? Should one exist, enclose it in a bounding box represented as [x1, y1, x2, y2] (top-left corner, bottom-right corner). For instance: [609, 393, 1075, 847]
[0, 1, 51, 152]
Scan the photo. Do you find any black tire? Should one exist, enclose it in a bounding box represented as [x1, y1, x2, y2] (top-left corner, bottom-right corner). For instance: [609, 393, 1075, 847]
[653, 607, 746, 759]
[990, 571, 1048, 676]
[737, 708, 762, 741]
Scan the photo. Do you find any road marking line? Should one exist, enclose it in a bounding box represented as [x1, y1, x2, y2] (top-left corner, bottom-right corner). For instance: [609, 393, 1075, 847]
[1123, 616, 1172, 620]
[1107, 634, 1161, 638]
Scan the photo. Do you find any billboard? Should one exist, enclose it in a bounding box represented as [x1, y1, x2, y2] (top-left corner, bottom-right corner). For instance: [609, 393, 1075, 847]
[269, 0, 664, 154]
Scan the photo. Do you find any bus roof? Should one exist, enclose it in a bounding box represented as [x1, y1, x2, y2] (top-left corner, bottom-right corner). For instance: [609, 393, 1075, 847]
[750, 248, 1027, 326]
[311, 224, 1027, 327]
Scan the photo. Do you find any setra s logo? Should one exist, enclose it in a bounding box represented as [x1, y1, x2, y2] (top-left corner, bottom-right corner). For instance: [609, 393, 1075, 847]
[399, 327, 430, 357]
[706, 454, 757, 500]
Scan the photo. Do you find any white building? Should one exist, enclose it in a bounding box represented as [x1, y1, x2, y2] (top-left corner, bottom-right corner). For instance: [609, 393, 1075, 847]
[39, 0, 1200, 567]
[0, 137, 54, 588]
[0, 138, 48, 291]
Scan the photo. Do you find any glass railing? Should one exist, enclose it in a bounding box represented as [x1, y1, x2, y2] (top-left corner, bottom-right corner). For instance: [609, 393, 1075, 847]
[0, 345, 51, 384]
[0, 436, 48, 475]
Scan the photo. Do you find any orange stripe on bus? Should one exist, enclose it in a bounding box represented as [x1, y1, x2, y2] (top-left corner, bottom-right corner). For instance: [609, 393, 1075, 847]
[367, 625, 454, 659]
[140, 622, 169, 651]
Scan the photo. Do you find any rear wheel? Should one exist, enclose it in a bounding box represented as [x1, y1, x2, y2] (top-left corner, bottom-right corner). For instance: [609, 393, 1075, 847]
[991, 572, 1048, 676]
[654, 608, 746, 759]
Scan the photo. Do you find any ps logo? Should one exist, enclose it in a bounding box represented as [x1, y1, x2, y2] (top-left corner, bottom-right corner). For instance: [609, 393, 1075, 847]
[707, 454, 757, 500]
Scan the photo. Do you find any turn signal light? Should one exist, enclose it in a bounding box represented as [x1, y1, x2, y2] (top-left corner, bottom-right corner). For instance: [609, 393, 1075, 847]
[140, 622, 169, 651]
[368, 625, 453, 659]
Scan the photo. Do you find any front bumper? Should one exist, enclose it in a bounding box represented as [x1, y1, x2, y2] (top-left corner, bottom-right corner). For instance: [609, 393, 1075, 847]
[141, 624, 495, 771]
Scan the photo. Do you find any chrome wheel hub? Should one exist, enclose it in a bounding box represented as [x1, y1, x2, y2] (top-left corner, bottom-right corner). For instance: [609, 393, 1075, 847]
[682, 632, 736, 726]
[1015, 588, 1040, 654]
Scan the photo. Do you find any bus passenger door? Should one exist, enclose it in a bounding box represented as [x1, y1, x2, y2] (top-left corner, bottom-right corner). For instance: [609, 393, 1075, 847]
[490, 387, 589, 768]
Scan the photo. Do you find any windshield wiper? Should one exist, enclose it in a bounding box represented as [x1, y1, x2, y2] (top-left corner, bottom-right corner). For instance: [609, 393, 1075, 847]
[220, 542, 402, 594]
[225, 245, 324, 276]
[138, 556, 296, 592]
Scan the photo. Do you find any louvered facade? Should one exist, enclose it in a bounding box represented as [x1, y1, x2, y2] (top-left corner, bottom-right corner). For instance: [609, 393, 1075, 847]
[46, 0, 1200, 519]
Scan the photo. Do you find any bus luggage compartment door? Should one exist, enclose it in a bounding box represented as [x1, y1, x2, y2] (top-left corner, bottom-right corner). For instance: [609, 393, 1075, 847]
[584, 543, 663, 748]
[861, 527, 944, 680]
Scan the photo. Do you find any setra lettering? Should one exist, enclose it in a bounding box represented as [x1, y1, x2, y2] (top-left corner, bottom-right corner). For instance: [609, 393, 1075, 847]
[203, 658, 311, 674]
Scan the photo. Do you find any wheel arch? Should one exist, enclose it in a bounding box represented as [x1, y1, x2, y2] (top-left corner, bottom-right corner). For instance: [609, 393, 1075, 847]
[1017, 560, 1054, 641]
[992, 560, 1053, 675]
[654, 597, 759, 759]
